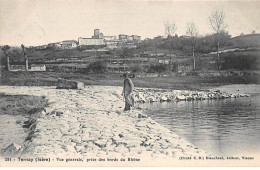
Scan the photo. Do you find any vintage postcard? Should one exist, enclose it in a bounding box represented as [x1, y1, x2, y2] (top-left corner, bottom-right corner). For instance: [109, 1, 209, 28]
[0, 0, 260, 167]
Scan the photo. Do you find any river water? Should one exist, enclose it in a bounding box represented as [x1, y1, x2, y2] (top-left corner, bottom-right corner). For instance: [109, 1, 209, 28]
[143, 90, 260, 156]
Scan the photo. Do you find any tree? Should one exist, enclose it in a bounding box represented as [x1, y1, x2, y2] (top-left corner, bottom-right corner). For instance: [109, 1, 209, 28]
[86, 61, 108, 73]
[21, 44, 28, 71]
[1, 45, 10, 71]
[165, 22, 177, 51]
[186, 22, 198, 70]
[209, 10, 227, 70]
[165, 22, 177, 37]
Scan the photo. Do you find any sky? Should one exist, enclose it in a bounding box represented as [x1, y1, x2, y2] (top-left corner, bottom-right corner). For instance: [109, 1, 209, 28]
[0, 0, 260, 46]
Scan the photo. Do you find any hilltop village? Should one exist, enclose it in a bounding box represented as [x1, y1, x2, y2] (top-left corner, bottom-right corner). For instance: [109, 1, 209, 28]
[1, 29, 260, 84]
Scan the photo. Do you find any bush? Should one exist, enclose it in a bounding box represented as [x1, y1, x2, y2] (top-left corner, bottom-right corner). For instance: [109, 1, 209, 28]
[148, 64, 167, 73]
[220, 51, 260, 70]
[130, 64, 143, 73]
[85, 61, 108, 73]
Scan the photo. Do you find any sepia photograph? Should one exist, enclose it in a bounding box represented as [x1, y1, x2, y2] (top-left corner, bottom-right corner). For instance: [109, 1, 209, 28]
[0, 0, 260, 167]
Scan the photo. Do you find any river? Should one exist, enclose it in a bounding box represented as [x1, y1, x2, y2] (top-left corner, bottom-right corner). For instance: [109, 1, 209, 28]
[143, 85, 260, 157]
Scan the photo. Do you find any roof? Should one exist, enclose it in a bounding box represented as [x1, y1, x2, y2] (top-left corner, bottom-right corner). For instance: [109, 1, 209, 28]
[79, 38, 103, 40]
[31, 64, 46, 67]
[61, 40, 78, 44]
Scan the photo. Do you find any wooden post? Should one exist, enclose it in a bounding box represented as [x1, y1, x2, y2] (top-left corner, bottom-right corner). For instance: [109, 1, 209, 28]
[193, 45, 195, 70]
[217, 39, 220, 70]
[25, 56, 28, 71]
[7, 56, 10, 71]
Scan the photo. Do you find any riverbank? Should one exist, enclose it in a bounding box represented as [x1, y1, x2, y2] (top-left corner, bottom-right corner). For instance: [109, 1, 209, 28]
[0, 85, 208, 164]
[1, 70, 259, 90]
[209, 84, 260, 94]
[0, 94, 48, 156]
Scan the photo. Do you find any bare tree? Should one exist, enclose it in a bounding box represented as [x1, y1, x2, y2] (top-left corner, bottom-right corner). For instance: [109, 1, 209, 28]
[165, 22, 177, 37]
[209, 10, 227, 70]
[21, 44, 28, 71]
[165, 22, 177, 52]
[186, 22, 198, 70]
[1, 45, 10, 71]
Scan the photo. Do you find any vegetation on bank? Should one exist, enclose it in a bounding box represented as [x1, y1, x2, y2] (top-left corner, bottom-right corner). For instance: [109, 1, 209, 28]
[1, 70, 259, 90]
[0, 93, 49, 116]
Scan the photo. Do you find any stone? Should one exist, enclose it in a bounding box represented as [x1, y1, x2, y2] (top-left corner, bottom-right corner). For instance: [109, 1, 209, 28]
[74, 145, 85, 153]
[147, 96, 156, 102]
[3, 143, 22, 156]
[138, 113, 147, 118]
[56, 111, 63, 116]
[56, 78, 84, 90]
[114, 144, 129, 153]
[39, 110, 47, 117]
[160, 96, 168, 102]
[176, 95, 186, 101]
[71, 136, 82, 144]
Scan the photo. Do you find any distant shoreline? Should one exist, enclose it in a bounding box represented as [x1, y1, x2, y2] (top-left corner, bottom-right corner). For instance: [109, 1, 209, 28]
[209, 84, 260, 94]
[1, 69, 259, 91]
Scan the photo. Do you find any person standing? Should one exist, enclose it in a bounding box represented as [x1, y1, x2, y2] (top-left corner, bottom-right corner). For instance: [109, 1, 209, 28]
[122, 73, 135, 111]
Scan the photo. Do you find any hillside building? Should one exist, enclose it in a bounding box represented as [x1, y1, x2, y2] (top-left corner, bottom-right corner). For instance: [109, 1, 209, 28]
[60, 40, 78, 49]
[78, 37, 105, 46]
[119, 34, 129, 42]
[104, 36, 117, 41]
[92, 29, 104, 39]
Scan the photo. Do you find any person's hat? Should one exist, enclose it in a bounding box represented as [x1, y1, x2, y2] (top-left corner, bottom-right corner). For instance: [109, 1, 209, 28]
[123, 73, 128, 77]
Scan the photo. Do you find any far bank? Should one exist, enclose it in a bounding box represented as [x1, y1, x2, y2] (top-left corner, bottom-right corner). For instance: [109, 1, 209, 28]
[1, 70, 259, 90]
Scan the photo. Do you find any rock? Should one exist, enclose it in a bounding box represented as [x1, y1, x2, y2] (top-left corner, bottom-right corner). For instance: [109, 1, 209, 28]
[176, 95, 186, 101]
[105, 138, 117, 150]
[39, 110, 47, 117]
[167, 98, 173, 102]
[3, 143, 22, 156]
[71, 136, 82, 144]
[74, 145, 85, 153]
[135, 121, 147, 127]
[136, 106, 142, 110]
[147, 96, 157, 102]
[23, 119, 36, 128]
[56, 78, 84, 90]
[230, 94, 237, 98]
[16, 120, 21, 124]
[239, 94, 245, 97]
[56, 111, 63, 116]
[138, 113, 147, 118]
[160, 96, 168, 102]
[114, 144, 129, 153]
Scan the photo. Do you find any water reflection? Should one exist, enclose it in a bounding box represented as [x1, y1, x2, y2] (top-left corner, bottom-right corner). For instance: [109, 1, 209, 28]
[143, 94, 260, 156]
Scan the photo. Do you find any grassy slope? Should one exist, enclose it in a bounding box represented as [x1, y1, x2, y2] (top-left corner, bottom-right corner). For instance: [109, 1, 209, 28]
[0, 93, 48, 115]
[228, 34, 260, 49]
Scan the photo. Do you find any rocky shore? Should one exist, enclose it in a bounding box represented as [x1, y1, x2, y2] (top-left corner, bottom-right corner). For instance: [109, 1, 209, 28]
[0, 85, 212, 162]
[133, 88, 250, 103]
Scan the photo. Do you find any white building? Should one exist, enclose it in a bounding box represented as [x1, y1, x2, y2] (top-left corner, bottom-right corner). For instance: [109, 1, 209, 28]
[60, 40, 78, 49]
[29, 64, 46, 71]
[104, 36, 117, 41]
[78, 37, 105, 46]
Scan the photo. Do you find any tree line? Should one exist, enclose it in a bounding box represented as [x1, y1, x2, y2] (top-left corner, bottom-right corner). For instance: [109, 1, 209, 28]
[160, 10, 229, 70]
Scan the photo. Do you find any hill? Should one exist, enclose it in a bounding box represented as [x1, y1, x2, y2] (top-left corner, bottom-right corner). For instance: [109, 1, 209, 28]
[228, 33, 260, 49]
